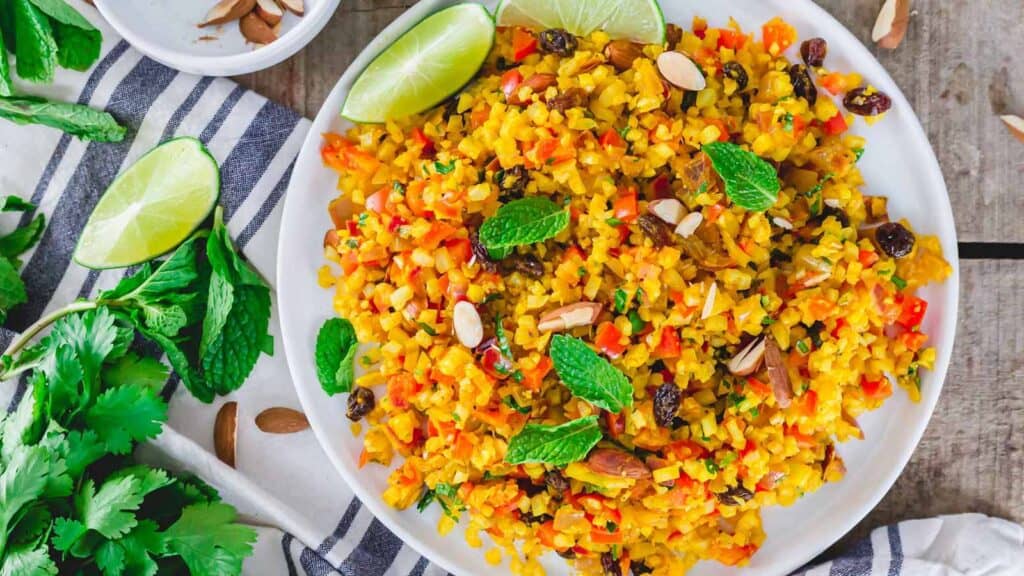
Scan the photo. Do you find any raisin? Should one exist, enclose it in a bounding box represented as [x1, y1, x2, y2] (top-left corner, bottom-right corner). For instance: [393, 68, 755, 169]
[496, 165, 529, 200]
[653, 382, 682, 428]
[545, 470, 570, 499]
[346, 387, 375, 421]
[631, 561, 654, 575]
[601, 552, 623, 576]
[557, 548, 577, 559]
[665, 23, 683, 49]
[516, 478, 547, 496]
[538, 28, 577, 56]
[800, 38, 828, 67]
[722, 61, 749, 91]
[637, 214, 674, 247]
[788, 64, 818, 105]
[506, 254, 544, 278]
[821, 205, 850, 228]
[520, 511, 553, 525]
[548, 87, 589, 112]
[681, 90, 698, 112]
[844, 87, 893, 116]
[716, 484, 755, 506]
[875, 222, 916, 258]
[469, 227, 498, 272]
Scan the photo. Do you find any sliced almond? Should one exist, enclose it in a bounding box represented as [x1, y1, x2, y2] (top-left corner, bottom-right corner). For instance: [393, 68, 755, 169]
[772, 216, 794, 230]
[700, 281, 718, 320]
[538, 302, 603, 332]
[240, 12, 277, 44]
[872, 0, 910, 50]
[255, 0, 284, 26]
[647, 198, 685, 226]
[763, 336, 793, 408]
[276, 0, 304, 16]
[200, 0, 255, 27]
[656, 51, 707, 91]
[453, 301, 484, 348]
[675, 212, 703, 238]
[1001, 115, 1024, 144]
[255, 407, 310, 434]
[727, 336, 766, 376]
[214, 401, 238, 468]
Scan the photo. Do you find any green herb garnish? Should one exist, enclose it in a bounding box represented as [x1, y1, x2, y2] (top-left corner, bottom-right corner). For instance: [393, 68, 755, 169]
[502, 396, 531, 414]
[606, 217, 623, 227]
[782, 112, 794, 132]
[314, 318, 359, 396]
[505, 415, 602, 466]
[478, 197, 570, 259]
[550, 335, 633, 413]
[417, 322, 438, 336]
[494, 314, 523, 382]
[434, 160, 456, 174]
[892, 275, 907, 290]
[795, 339, 810, 354]
[627, 310, 645, 334]
[704, 459, 719, 474]
[416, 482, 464, 521]
[702, 142, 780, 212]
[853, 147, 866, 161]
[614, 288, 628, 314]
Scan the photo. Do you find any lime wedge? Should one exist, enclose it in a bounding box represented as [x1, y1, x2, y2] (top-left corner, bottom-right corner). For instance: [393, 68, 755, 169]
[495, 0, 665, 44]
[74, 137, 220, 269]
[341, 4, 496, 123]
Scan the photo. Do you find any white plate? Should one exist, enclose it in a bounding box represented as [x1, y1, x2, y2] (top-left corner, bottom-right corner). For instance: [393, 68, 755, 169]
[93, 0, 341, 76]
[277, 1, 960, 574]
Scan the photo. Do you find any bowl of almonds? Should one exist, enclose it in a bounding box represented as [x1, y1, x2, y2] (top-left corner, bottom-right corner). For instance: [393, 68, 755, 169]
[93, 0, 340, 76]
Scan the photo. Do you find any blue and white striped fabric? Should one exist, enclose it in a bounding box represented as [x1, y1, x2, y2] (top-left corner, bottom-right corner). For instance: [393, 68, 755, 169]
[2, 4, 1023, 576]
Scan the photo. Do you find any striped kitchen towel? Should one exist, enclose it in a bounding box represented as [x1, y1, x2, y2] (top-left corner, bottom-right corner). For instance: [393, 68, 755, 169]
[2, 3, 1023, 576]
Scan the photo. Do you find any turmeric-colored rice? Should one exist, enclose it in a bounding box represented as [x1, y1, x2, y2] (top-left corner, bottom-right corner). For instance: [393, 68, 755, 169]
[318, 15, 951, 576]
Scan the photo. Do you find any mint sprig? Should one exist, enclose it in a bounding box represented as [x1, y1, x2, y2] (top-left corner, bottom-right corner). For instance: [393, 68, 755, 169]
[702, 142, 780, 212]
[315, 318, 358, 395]
[478, 197, 569, 259]
[505, 416, 602, 466]
[550, 335, 633, 414]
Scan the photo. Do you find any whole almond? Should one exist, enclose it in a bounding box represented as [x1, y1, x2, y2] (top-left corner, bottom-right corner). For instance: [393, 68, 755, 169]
[255, 407, 310, 434]
[200, 0, 255, 27]
[604, 40, 643, 72]
[509, 73, 558, 105]
[538, 302, 603, 332]
[872, 0, 911, 49]
[255, 0, 283, 26]
[453, 300, 484, 349]
[214, 401, 238, 468]
[240, 12, 277, 44]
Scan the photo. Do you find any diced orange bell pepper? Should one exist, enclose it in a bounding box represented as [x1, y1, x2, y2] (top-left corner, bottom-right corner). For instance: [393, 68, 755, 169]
[800, 390, 818, 417]
[613, 190, 638, 223]
[421, 222, 457, 250]
[820, 73, 846, 95]
[824, 112, 849, 136]
[590, 527, 624, 545]
[605, 411, 625, 439]
[501, 69, 523, 99]
[358, 448, 370, 469]
[655, 326, 682, 359]
[861, 376, 892, 400]
[897, 295, 928, 329]
[705, 204, 726, 224]
[365, 187, 390, 214]
[762, 17, 797, 55]
[600, 128, 626, 150]
[537, 521, 565, 550]
[808, 298, 834, 321]
[716, 28, 747, 50]
[595, 322, 626, 359]
[453, 432, 475, 460]
[858, 249, 879, 267]
[785, 425, 817, 449]
[711, 544, 757, 566]
[339, 249, 360, 276]
[746, 376, 772, 397]
[899, 331, 929, 352]
[521, 356, 553, 391]
[512, 28, 538, 61]
[410, 127, 434, 157]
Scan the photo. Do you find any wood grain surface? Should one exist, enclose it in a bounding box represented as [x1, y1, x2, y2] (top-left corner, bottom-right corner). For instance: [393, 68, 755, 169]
[233, 0, 1024, 556]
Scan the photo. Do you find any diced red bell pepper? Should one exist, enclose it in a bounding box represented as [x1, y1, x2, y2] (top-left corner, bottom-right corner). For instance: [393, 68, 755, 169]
[512, 28, 538, 61]
[858, 249, 879, 267]
[745, 376, 772, 397]
[599, 128, 626, 150]
[799, 390, 818, 417]
[716, 29, 747, 50]
[897, 295, 928, 329]
[831, 318, 848, 338]
[612, 189, 639, 223]
[595, 322, 626, 359]
[654, 326, 682, 359]
[537, 521, 565, 550]
[693, 16, 708, 38]
[410, 127, 435, 157]
[605, 411, 625, 439]
[444, 237, 473, 266]
[824, 112, 849, 136]
[820, 73, 846, 95]
[860, 376, 891, 400]
[899, 331, 929, 352]
[501, 69, 524, 99]
[705, 204, 726, 223]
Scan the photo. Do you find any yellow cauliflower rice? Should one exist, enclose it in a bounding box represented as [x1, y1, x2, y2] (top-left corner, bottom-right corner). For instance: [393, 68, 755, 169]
[317, 15, 951, 576]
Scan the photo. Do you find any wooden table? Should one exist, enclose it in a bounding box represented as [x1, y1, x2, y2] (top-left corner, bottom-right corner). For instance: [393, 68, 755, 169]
[235, 0, 1024, 554]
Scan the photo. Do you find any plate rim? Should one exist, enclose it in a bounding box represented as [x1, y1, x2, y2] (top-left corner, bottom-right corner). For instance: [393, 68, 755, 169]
[277, 1, 961, 574]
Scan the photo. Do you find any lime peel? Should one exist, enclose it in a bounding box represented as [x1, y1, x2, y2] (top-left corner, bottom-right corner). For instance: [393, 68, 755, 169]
[495, 0, 666, 45]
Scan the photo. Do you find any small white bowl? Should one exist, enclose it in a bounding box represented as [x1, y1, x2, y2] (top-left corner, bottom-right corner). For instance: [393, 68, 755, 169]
[93, 0, 341, 77]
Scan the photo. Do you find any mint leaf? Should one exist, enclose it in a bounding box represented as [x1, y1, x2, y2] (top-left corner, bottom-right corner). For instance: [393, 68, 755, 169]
[11, 0, 57, 84]
[102, 353, 169, 394]
[315, 318, 358, 395]
[0, 96, 126, 142]
[85, 384, 167, 454]
[0, 38, 11, 97]
[550, 334, 633, 413]
[26, 0, 96, 30]
[0, 542, 58, 576]
[163, 502, 257, 576]
[0, 257, 27, 320]
[702, 142, 780, 212]
[478, 197, 570, 259]
[0, 213, 45, 261]
[505, 416, 602, 466]
[1, 195, 34, 212]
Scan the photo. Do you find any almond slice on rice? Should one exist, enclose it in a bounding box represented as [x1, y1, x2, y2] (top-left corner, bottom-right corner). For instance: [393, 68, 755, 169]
[727, 336, 766, 376]
[656, 51, 707, 91]
[453, 301, 484, 348]
[675, 212, 703, 238]
[538, 302, 603, 332]
[648, 198, 685, 226]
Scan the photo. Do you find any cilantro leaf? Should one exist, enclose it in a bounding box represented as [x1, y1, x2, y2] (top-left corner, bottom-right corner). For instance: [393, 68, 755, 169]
[550, 335, 633, 413]
[163, 502, 257, 576]
[62, 429, 105, 477]
[702, 142, 781, 212]
[94, 539, 125, 576]
[1, 196, 34, 212]
[11, 0, 57, 84]
[76, 475, 146, 539]
[102, 353, 169, 394]
[85, 384, 167, 454]
[478, 197, 570, 259]
[505, 416, 602, 466]
[46, 307, 120, 406]
[315, 318, 358, 395]
[0, 445, 50, 556]
[0, 542, 58, 576]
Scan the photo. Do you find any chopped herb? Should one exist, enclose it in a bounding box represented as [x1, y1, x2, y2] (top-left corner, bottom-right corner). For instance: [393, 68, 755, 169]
[494, 314, 523, 382]
[853, 147, 866, 161]
[611, 544, 621, 560]
[416, 482, 464, 521]
[719, 453, 737, 468]
[727, 393, 746, 410]
[418, 322, 438, 336]
[761, 316, 774, 326]
[892, 275, 907, 290]
[606, 522, 618, 533]
[577, 266, 587, 278]
[617, 125, 631, 140]
[434, 160, 457, 174]
[750, 407, 760, 417]
[614, 288, 628, 314]
[346, 238, 358, 249]
[760, 295, 771, 308]
[606, 217, 624, 227]
[483, 293, 503, 304]
[803, 172, 835, 198]
[782, 112, 794, 132]
[357, 213, 368, 227]
[694, 181, 709, 196]
[392, 181, 405, 195]
[795, 339, 810, 355]
[546, 157, 556, 165]
[452, 411, 462, 422]
[704, 459, 719, 474]
[628, 310, 646, 334]
[502, 396, 532, 414]
[360, 355, 373, 367]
